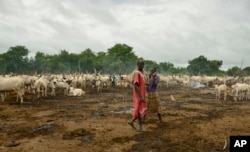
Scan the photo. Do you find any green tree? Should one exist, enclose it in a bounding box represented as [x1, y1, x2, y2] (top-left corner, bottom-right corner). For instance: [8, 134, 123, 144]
[144, 60, 158, 72]
[4, 46, 30, 74]
[168, 67, 188, 75]
[187, 55, 222, 75]
[34, 51, 50, 73]
[79, 48, 96, 73]
[187, 55, 208, 75]
[68, 53, 80, 73]
[107, 43, 137, 74]
[226, 66, 242, 76]
[208, 60, 223, 75]
[4, 45, 238, 75]
[242, 67, 250, 76]
[56, 50, 79, 73]
[95, 52, 107, 72]
[29, 56, 36, 74]
[159, 62, 174, 74]
[0, 54, 7, 74]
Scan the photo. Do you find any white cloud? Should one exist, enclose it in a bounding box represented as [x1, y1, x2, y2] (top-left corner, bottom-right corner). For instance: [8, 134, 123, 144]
[0, 0, 250, 70]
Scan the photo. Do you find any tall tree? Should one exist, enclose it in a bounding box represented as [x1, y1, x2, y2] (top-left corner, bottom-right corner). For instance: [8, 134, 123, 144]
[187, 55, 208, 75]
[57, 50, 78, 73]
[159, 62, 174, 74]
[187, 55, 222, 75]
[226, 66, 242, 76]
[0, 54, 7, 74]
[79, 48, 96, 73]
[107, 43, 137, 74]
[95, 52, 108, 73]
[4, 46, 30, 74]
[208, 60, 223, 75]
[34, 51, 50, 73]
[242, 67, 250, 76]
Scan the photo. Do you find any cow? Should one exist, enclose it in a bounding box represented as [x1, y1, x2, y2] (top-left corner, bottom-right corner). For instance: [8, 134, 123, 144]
[0, 77, 25, 104]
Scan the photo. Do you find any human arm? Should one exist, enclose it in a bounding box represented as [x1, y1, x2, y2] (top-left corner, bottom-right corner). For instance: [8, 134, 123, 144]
[134, 83, 145, 102]
[150, 72, 159, 88]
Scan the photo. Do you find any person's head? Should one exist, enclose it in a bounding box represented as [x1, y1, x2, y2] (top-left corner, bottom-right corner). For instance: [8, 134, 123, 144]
[137, 57, 144, 71]
[150, 67, 156, 74]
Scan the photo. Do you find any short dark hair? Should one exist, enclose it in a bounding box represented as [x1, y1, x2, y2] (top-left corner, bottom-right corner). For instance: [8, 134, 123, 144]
[137, 57, 144, 64]
[150, 67, 156, 71]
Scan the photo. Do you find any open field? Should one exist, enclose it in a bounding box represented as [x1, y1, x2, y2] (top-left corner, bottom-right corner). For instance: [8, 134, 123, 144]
[0, 86, 250, 152]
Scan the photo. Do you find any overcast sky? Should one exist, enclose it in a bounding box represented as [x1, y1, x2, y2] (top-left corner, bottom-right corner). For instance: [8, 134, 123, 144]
[0, 0, 250, 70]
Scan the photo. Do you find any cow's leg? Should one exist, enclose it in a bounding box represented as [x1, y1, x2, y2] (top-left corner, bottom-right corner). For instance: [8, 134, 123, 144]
[224, 92, 227, 101]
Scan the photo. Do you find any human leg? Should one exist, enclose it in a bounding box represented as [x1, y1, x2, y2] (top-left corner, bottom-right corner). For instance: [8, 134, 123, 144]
[138, 112, 146, 131]
[128, 118, 136, 129]
[157, 113, 163, 122]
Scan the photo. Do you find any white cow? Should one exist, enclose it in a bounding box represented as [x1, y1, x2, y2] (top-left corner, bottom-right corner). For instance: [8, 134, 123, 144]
[160, 75, 176, 88]
[34, 77, 49, 98]
[214, 84, 229, 102]
[190, 75, 202, 83]
[0, 77, 25, 103]
[92, 75, 103, 93]
[68, 87, 85, 96]
[116, 81, 130, 88]
[201, 76, 218, 86]
[231, 83, 250, 102]
[20, 75, 38, 94]
[53, 79, 71, 95]
[172, 75, 190, 87]
[75, 74, 86, 88]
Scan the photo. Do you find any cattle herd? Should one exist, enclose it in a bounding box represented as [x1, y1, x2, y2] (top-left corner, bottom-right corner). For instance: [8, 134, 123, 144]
[0, 72, 250, 104]
[160, 74, 250, 103]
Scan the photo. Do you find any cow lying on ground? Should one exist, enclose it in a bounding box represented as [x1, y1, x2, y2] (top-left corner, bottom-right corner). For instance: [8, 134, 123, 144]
[68, 87, 85, 96]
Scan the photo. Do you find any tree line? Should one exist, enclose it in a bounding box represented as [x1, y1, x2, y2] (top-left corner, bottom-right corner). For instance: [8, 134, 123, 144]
[0, 44, 249, 76]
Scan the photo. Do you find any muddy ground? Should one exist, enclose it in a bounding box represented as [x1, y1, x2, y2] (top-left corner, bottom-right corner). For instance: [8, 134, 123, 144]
[0, 85, 250, 152]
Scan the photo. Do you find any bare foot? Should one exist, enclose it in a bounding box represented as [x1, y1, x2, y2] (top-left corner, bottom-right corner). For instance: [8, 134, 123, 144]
[139, 127, 146, 132]
[128, 121, 136, 130]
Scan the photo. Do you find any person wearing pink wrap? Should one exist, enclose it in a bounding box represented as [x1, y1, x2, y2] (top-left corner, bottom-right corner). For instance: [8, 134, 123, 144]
[128, 57, 147, 131]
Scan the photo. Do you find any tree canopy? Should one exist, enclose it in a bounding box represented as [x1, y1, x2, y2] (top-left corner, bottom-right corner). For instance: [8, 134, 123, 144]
[187, 55, 223, 76]
[0, 45, 249, 76]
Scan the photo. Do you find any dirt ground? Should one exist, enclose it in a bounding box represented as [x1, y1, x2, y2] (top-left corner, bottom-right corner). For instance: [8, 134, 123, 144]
[0, 85, 250, 152]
